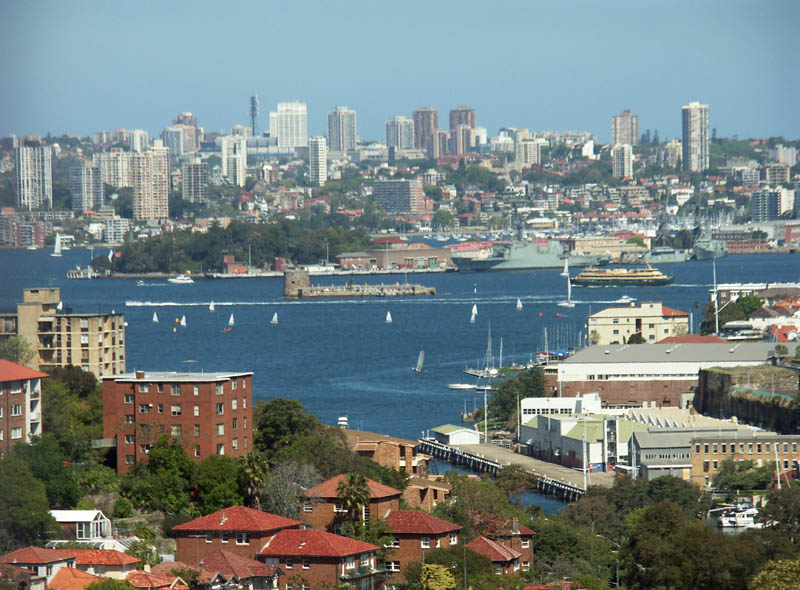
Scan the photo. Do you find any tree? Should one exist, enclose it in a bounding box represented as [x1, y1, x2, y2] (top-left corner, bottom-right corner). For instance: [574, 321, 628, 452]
[86, 580, 137, 590]
[260, 460, 321, 518]
[750, 558, 800, 590]
[193, 455, 243, 515]
[626, 236, 646, 248]
[491, 368, 545, 424]
[238, 451, 270, 510]
[0, 455, 58, 552]
[420, 564, 456, 590]
[496, 465, 534, 497]
[337, 473, 370, 523]
[627, 332, 646, 344]
[14, 434, 82, 508]
[759, 486, 800, 546]
[739, 295, 765, 316]
[253, 398, 321, 454]
[0, 335, 35, 366]
[432, 209, 454, 230]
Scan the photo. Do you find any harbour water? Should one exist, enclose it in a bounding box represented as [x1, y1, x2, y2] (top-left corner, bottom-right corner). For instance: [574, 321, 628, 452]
[1, 249, 797, 513]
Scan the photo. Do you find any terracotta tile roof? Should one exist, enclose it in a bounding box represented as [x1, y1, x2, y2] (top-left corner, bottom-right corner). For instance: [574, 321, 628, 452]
[258, 529, 379, 558]
[0, 547, 75, 565]
[149, 562, 192, 577]
[69, 549, 141, 567]
[198, 551, 278, 579]
[661, 306, 689, 317]
[126, 571, 178, 589]
[171, 506, 303, 533]
[48, 567, 101, 590]
[657, 334, 726, 344]
[467, 511, 535, 536]
[301, 474, 402, 500]
[466, 536, 521, 563]
[385, 510, 461, 535]
[0, 360, 48, 383]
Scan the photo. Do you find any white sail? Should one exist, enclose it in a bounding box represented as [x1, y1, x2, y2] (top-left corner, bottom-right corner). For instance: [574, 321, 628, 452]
[385, 311, 392, 324]
[180, 315, 187, 327]
[209, 301, 215, 312]
[271, 312, 278, 325]
[516, 298, 523, 310]
[152, 312, 159, 324]
[557, 276, 576, 308]
[413, 350, 424, 372]
[57, 300, 63, 311]
[228, 313, 235, 327]
[51, 234, 62, 257]
[108, 249, 113, 262]
[560, 259, 569, 277]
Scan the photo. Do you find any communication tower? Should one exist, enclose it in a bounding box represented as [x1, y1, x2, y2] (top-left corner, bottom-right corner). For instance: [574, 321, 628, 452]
[249, 95, 259, 136]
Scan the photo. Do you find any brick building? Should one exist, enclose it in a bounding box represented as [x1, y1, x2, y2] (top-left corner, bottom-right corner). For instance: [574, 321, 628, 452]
[172, 506, 303, 564]
[194, 550, 281, 589]
[466, 536, 522, 575]
[0, 288, 125, 378]
[402, 477, 451, 512]
[258, 529, 384, 590]
[383, 510, 461, 583]
[0, 548, 76, 585]
[0, 359, 46, 456]
[342, 429, 429, 477]
[102, 371, 254, 473]
[469, 512, 534, 572]
[299, 474, 402, 533]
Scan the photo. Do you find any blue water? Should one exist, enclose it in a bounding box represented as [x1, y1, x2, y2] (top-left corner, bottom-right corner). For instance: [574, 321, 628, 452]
[1, 249, 798, 513]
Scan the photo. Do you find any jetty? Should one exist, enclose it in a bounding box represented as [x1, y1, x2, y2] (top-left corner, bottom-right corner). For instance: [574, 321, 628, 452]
[283, 269, 436, 299]
[418, 438, 614, 502]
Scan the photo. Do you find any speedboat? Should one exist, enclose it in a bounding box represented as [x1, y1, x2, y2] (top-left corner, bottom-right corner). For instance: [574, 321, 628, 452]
[168, 275, 194, 284]
[448, 383, 476, 390]
[718, 503, 764, 529]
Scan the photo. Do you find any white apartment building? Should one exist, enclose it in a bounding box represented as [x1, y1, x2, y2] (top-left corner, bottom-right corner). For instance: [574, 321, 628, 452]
[93, 148, 133, 188]
[516, 138, 546, 169]
[611, 109, 639, 146]
[131, 140, 169, 221]
[219, 135, 247, 187]
[589, 301, 689, 345]
[15, 145, 52, 210]
[129, 129, 149, 153]
[271, 100, 308, 152]
[161, 126, 185, 157]
[386, 116, 415, 149]
[612, 143, 633, 178]
[69, 164, 104, 212]
[308, 136, 327, 186]
[682, 101, 709, 172]
[328, 106, 357, 152]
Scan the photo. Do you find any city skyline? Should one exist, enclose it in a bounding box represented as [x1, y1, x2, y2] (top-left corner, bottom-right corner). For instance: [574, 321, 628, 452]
[1, 1, 798, 143]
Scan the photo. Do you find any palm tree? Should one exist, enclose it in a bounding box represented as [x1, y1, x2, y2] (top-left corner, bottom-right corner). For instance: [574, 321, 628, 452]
[337, 473, 370, 523]
[238, 451, 269, 510]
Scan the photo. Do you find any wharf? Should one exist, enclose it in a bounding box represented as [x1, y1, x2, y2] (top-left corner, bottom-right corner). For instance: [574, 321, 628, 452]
[419, 439, 614, 501]
[283, 269, 435, 299]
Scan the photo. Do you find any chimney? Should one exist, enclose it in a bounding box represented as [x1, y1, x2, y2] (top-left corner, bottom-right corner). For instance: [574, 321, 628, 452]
[144, 562, 151, 572]
[135, 371, 145, 379]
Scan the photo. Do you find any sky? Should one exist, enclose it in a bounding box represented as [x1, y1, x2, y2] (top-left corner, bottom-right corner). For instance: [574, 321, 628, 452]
[2, 0, 798, 144]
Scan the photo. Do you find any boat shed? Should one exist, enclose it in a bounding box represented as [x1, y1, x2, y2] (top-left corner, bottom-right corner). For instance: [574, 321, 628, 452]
[430, 424, 481, 446]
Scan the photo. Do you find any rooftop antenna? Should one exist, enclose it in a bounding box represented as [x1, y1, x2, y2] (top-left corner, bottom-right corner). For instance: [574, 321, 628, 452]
[182, 359, 198, 372]
[249, 95, 259, 136]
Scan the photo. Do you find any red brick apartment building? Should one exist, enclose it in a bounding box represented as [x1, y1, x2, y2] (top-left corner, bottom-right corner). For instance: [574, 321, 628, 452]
[383, 510, 461, 583]
[172, 506, 302, 564]
[299, 474, 402, 532]
[258, 529, 384, 590]
[0, 359, 46, 456]
[469, 512, 535, 572]
[102, 371, 253, 473]
[466, 536, 522, 575]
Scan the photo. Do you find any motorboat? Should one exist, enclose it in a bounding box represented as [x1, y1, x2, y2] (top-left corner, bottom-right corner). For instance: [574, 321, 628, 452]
[168, 275, 195, 284]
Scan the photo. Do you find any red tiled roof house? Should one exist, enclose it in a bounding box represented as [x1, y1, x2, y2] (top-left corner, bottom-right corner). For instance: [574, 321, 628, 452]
[383, 510, 461, 584]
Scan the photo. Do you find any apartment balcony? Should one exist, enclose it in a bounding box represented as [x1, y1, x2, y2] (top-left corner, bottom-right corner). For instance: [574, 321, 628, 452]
[340, 566, 387, 581]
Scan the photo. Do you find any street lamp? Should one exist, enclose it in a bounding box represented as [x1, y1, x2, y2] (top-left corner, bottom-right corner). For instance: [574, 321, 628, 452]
[596, 534, 620, 588]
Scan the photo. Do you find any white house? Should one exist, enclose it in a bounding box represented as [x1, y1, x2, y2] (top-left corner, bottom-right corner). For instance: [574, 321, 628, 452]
[430, 424, 481, 446]
[50, 510, 111, 542]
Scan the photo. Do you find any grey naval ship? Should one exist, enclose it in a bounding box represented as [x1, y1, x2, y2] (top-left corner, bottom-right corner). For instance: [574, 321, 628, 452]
[452, 238, 598, 271]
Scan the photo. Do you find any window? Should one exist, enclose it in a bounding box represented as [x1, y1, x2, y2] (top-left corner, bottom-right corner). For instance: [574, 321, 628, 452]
[236, 533, 249, 545]
[713, 460, 718, 469]
[450, 533, 458, 545]
[124, 394, 134, 404]
[9, 380, 21, 393]
[125, 455, 135, 464]
[216, 383, 223, 395]
[205, 533, 213, 543]
[421, 537, 430, 549]
[11, 427, 22, 439]
[171, 425, 182, 436]
[712, 444, 717, 454]
[346, 557, 356, 570]
[285, 558, 293, 570]
[125, 434, 135, 444]
[171, 384, 181, 396]
[242, 397, 247, 409]
[385, 538, 400, 548]
[157, 404, 163, 414]
[139, 404, 150, 414]
[125, 414, 134, 424]
[80, 318, 88, 329]
[233, 418, 238, 430]
[171, 404, 182, 416]
[139, 383, 149, 393]
[521, 538, 530, 548]
[695, 443, 700, 453]
[194, 445, 200, 457]
[360, 554, 369, 567]
[158, 424, 164, 433]
[522, 561, 530, 571]
[721, 443, 727, 453]
[193, 385, 199, 396]
[157, 384, 163, 393]
[435, 537, 441, 547]
[193, 405, 199, 417]
[303, 501, 313, 513]
[757, 443, 762, 454]
[704, 443, 709, 454]
[232, 438, 238, 450]
[388, 562, 401, 572]
[765, 443, 771, 454]
[334, 501, 346, 513]
[10, 404, 21, 417]
[243, 417, 247, 430]
[80, 334, 89, 345]
[216, 424, 224, 436]
[613, 329, 619, 335]
[221, 533, 229, 543]
[302, 559, 309, 570]
[216, 403, 224, 416]
[140, 444, 151, 454]
[232, 399, 238, 411]
[194, 424, 200, 437]
[232, 379, 237, 390]
[217, 444, 225, 455]
[241, 378, 246, 390]
[703, 461, 709, 472]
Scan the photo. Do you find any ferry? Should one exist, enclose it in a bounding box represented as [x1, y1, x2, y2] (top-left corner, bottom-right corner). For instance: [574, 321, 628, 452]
[572, 264, 673, 287]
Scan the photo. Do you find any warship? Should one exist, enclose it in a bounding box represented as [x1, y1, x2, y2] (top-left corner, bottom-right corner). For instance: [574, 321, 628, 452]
[452, 238, 598, 271]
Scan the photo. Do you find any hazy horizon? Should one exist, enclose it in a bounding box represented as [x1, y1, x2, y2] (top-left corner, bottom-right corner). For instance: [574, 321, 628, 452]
[2, 0, 797, 144]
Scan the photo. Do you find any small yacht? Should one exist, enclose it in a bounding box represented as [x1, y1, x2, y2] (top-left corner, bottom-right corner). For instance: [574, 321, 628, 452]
[168, 275, 194, 284]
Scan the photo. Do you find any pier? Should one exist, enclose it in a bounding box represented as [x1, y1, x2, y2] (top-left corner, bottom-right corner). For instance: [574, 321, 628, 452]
[419, 439, 614, 502]
[283, 269, 436, 299]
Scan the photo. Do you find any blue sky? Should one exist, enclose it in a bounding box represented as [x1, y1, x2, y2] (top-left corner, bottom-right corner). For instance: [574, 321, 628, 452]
[2, 0, 797, 143]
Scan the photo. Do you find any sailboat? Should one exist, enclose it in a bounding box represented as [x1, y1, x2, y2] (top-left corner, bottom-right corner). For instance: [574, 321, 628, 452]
[209, 301, 215, 312]
[56, 301, 63, 311]
[228, 313, 235, 327]
[152, 312, 159, 324]
[107, 249, 113, 262]
[560, 259, 569, 277]
[385, 311, 392, 324]
[557, 276, 575, 308]
[51, 234, 63, 257]
[470, 303, 477, 324]
[180, 315, 187, 327]
[516, 298, 523, 311]
[270, 312, 278, 325]
[412, 350, 424, 373]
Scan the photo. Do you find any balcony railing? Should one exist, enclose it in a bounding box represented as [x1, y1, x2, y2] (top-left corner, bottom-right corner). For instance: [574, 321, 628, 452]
[340, 566, 387, 581]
